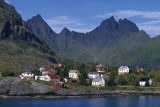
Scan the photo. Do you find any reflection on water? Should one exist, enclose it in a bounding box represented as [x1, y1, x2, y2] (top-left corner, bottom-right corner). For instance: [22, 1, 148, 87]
[0, 96, 159, 107]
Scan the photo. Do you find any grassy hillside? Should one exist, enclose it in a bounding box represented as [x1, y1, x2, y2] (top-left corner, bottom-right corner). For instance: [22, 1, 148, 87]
[0, 40, 62, 74]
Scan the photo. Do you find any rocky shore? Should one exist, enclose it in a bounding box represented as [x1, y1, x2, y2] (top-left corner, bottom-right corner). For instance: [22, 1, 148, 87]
[0, 77, 160, 99]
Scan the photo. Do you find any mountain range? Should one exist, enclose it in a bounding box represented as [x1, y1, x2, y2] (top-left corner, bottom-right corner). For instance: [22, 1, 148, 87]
[1, 0, 160, 71]
[26, 14, 160, 69]
[0, 0, 65, 73]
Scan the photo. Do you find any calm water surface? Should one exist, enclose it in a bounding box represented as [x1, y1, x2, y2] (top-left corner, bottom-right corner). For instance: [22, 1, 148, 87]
[0, 96, 159, 107]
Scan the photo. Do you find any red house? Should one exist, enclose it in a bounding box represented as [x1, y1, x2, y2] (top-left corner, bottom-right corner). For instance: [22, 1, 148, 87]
[136, 67, 143, 72]
[55, 82, 64, 88]
[67, 79, 77, 83]
[42, 68, 52, 76]
[96, 64, 106, 72]
[55, 63, 63, 68]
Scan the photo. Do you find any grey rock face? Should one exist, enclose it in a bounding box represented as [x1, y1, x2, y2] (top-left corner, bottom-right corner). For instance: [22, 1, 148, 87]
[0, 77, 79, 96]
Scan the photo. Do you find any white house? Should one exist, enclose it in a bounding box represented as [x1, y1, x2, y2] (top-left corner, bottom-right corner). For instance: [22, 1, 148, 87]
[88, 72, 99, 79]
[118, 66, 129, 75]
[20, 71, 34, 79]
[92, 77, 105, 86]
[42, 68, 52, 76]
[139, 78, 152, 87]
[39, 75, 60, 82]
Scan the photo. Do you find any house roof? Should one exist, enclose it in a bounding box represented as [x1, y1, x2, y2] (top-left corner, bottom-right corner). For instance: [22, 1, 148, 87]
[43, 68, 51, 72]
[23, 71, 33, 74]
[136, 67, 143, 71]
[118, 66, 129, 71]
[55, 81, 64, 84]
[69, 70, 79, 73]
[140, 78, 150, 81]
[96, 64, 105, 68]
[48, 75, 59, 78]
[88, 72, 99, 75]
[92, 77, 104, 82]
[55, 63, 62, 67]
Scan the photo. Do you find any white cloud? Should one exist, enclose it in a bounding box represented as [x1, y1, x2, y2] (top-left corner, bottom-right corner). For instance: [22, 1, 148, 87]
[137, 20, 160, 25]
[94, 10, 160, 19]
[45, 16, 90, 33]
[4, 0, 10, 4]
[138, 25, 160, 36]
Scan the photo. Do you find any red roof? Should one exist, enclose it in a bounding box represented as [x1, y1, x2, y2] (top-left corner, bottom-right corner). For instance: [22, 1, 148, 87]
[48, 75, 59, 78]
[43, 68, 51, 72]
[55, 63, 62, 67]
[136, 67, 143, 71]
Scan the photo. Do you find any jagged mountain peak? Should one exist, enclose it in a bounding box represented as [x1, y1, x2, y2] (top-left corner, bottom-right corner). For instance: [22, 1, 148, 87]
[118, 18, 139, 33]
[100, 16, 117, 26]
[60, 27, 71, 35]
[31, 14, 43, 20]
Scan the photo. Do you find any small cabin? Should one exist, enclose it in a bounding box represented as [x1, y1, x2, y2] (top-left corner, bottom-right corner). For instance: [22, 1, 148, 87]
[118, 66, 129, 75]
[69, 70, 80, 79]
[92, 77, 105, 86]
[67, 79, 77, 83]
[96, 64, 106, 72]
[55, 82, 64, 88]
[88, 72, 99, 79]
[20, 71, 34, 79]
[136, 67, 143, 72]
[139, 78, 152, 87]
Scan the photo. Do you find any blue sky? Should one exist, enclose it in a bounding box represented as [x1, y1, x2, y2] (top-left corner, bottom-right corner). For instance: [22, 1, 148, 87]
[5, 0, 160, 37]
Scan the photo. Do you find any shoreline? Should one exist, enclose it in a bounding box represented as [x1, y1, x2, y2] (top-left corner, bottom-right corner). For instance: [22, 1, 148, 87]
[1, 91, 160, 99]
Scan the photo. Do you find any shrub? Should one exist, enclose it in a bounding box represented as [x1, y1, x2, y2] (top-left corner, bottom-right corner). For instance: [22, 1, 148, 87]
[107, 78, 116, 86]
[2, 70, 15, 77]
[156, 77, 160, 82]
[31, 69, 41, 76]
[149, 74, 155, 78]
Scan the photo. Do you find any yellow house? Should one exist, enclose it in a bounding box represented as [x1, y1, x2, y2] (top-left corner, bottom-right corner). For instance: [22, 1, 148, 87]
[69, 70, 80, 79]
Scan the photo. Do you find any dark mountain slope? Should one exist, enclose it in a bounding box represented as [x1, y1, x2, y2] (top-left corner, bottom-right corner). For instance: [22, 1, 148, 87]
[0, 0, 64, 72]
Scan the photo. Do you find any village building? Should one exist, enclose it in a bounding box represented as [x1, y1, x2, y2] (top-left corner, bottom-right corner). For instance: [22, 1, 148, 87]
[20, 71, 34, 79]
[96, 64, 106, 72]
[42, 68, 52, 76]
[88, 72, 99, 79]
[118, 66, 129, 75]
[39, 67, 45, 72]
[48, 75, 60, 82]
[67, 78, 77, 83]
[69, 70, 80, 79]
[39, 75, 60, 82]
[139, 78, 152, 87]
[55, 82, 64, 88]
[92, 77, 105, 86]
[55, 63, 63, 68]
[136, 67, 143, 72]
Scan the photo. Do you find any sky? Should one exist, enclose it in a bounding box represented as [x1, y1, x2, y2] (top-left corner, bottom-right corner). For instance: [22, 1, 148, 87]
[4, 0, 160, 37]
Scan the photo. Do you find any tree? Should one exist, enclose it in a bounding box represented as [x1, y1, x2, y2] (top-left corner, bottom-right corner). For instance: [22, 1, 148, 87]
[156, 77, 160, 82]
[107, 78, 116, 86]
[115, 75, 128, 85]
[145, 80, 150, 87]
[2, 70, 15, 77]
[134, 80, 140, 87]
[78, 64, 87, 86]
[149, 74, 155, 78]
[31, 69, 41, 76]
[127, 74, 136, 86]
